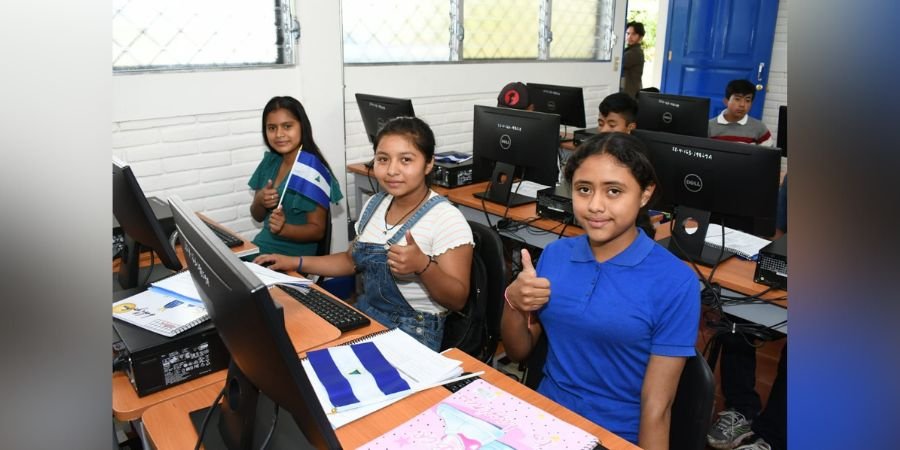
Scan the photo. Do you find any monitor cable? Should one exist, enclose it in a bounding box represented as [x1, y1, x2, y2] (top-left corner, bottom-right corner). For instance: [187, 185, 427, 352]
[259, 403, 279, 450]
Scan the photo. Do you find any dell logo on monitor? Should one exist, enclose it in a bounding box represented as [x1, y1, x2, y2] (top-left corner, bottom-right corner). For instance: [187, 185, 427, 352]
[662, 111, 673, 124]
[499, 134, 512, 149]
[683, 174, 703, 192]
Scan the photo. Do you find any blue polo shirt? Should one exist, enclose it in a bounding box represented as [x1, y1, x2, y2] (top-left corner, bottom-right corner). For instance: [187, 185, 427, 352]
[535, 229, 700, 444]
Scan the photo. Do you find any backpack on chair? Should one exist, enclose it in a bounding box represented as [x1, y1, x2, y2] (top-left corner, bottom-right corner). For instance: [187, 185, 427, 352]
[440, 250, 490, 361]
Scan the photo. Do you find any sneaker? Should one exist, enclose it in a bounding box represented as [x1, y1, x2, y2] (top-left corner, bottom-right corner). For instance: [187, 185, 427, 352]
[707, 409, 754, 449]
[735, 436, 772, 450]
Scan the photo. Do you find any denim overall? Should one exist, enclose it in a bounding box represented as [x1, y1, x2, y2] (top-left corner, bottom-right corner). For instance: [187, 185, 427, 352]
[353, 192, 448, 350]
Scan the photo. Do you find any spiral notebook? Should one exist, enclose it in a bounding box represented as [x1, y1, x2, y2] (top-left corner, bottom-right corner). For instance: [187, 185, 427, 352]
[360, 378, 600, 449]
[112, 289, 209, 337]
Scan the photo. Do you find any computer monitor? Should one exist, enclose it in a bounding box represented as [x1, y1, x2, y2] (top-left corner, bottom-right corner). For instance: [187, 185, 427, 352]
[636, 92, 710, 137]
[112, 158, 182, 290]
[355, 93, 416, 143]
[471, 105, 561, 207]
[169, 195, 341, 450]
[526, 83, 587, 129]
[777, 105, 787, 158]
[632, 130, 781, 265]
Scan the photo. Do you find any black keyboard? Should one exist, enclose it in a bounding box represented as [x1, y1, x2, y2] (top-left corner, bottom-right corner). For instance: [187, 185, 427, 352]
[206, 222, 244, 247]
[443, 372, 481, 393]
[278, 285, 371, 332]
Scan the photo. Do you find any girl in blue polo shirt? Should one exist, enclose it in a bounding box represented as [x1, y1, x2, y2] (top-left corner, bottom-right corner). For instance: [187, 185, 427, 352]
[501, 132, 699, 449]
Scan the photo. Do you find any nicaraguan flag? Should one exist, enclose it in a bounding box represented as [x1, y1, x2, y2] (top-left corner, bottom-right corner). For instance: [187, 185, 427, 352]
[286, 150, 333, 209]
[306, 341, 410, 408]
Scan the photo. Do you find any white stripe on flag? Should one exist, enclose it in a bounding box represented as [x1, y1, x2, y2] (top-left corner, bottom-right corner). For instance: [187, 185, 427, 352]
[326, 345, 386, 402]
[291, 161, 331, 198]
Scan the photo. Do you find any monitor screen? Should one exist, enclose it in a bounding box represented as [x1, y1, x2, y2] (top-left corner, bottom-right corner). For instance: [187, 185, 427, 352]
[527, 83, 586, 128]
[471, 105, 561, 206]
[633, 129, 781, 237]
[777, 105, 787, 158]
[169, 195, 341, 449]
[112, 158, 182, 290]
[355, 93, 416, 143]
[636, 92, 710, 137]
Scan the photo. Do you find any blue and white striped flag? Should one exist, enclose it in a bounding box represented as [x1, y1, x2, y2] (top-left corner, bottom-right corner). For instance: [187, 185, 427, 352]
[306, 341, 411, 408]
[283, 150, 333, 209]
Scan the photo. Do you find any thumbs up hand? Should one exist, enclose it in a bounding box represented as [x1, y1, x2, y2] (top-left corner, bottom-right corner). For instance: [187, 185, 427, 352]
[387, 231, 428, 275]
[259, 179, 279, 209]
[506, 248, 551, 311]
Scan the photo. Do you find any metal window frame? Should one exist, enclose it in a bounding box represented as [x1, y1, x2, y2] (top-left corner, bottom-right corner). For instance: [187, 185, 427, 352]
[112, 0, 299, 73]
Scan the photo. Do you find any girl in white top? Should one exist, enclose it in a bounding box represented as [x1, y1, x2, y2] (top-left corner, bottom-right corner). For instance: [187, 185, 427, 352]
[255, 116, 473, 350]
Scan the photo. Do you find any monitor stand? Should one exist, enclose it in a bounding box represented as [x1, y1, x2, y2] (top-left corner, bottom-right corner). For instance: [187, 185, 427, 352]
[473, 161, 535, 208]
[659, 206, 735, 267]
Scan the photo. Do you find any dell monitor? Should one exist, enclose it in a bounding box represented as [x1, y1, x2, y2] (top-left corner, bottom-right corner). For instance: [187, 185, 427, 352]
[471, 105, 561, 207]
[632, 130, 781, 266]
[355, 93, 416, 143]
[112, 158, 182, 291]
[527, 83, 587, 129]
[636, 92, 710, 137]
[169, 195, 341, 450]
[777, 105, 787, 158]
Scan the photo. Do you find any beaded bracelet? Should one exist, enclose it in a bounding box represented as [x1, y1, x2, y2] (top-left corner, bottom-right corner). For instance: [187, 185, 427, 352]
[296, 255, 304, 273]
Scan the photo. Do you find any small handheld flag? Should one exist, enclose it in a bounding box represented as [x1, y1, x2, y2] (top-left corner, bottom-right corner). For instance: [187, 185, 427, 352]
[277, 147, 335, 209]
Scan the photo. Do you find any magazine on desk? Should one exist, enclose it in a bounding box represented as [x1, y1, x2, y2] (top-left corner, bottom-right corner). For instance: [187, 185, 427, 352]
[148, 262, 311, 303]
[112, 289, 209, 337]
[301, 328, 464, 429]
[359, 378, 600, 450]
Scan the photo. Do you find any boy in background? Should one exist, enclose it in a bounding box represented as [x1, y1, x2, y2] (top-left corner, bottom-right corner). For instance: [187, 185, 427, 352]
[597, 92, 639, 134]
[708, 79, 774, 146]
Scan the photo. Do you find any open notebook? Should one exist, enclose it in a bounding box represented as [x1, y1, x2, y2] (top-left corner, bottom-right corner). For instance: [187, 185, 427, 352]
[360, 379, 600, 450]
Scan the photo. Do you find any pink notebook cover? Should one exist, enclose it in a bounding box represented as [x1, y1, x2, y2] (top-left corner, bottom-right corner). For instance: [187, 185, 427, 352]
[359, 379, 599, 450]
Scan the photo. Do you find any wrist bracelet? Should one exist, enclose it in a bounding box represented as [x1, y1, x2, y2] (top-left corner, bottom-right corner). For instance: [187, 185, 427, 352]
[415, 255, 436, 276]
[296, 256, 304, 273]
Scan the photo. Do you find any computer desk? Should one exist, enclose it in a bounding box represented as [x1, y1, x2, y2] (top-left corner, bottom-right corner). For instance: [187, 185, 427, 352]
[140, 347, 639, 450]
[348, 164, 787, 327]
[112, 216, 388, 422]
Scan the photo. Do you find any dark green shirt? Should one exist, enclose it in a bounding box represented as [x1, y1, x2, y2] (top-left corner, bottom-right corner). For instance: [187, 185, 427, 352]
[247, 151, 343, 257]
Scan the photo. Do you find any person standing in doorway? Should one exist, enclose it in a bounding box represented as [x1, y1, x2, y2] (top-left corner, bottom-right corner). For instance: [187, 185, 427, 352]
[621, 21, 646, 98]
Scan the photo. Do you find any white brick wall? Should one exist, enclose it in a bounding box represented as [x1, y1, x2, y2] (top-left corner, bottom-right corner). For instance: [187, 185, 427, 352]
[112, 110, 266, 239]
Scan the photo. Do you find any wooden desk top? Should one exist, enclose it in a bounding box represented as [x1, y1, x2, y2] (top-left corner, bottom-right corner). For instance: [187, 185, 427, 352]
[448, 181, 585, 238]
[142, 348, 639, 450]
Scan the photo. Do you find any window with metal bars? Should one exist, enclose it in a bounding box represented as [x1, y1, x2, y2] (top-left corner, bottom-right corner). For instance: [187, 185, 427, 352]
[342, 0, 615, 64]
[112, 0, 298, 72]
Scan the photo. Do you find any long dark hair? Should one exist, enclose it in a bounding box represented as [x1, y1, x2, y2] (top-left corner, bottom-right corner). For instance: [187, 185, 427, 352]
[261, 96, 334, 175]
[563, 132, 659, 237]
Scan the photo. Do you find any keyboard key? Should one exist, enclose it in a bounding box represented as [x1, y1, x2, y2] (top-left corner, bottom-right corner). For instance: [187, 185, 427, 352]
[205, 222, 243, 247]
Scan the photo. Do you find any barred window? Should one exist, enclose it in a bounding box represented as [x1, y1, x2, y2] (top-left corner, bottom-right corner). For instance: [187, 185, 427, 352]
[343, 0, 615, 64]
[112, 0, 297, 72]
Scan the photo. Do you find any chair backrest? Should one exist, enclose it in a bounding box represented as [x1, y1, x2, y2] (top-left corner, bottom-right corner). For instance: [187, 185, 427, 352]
[669, 349, 716, 450]
[440, 221, 507, 363]
[315, 209, 333, 256]
[522, 333, 548, 389]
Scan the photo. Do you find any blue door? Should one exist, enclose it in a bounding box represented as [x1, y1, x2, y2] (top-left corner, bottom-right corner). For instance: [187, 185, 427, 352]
[661, 0, 779, 119]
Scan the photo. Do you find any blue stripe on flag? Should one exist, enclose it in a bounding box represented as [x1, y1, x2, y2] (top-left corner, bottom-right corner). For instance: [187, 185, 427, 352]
[286, 151, 332, 209]
[307, 348, 360, 407]
[351, 342, 410, 395]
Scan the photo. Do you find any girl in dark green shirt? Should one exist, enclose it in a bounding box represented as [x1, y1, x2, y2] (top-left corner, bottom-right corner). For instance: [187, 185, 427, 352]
[248, 96, 342, 257]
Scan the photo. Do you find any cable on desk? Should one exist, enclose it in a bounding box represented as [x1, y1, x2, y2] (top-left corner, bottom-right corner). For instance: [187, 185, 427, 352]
[139, 250, 158, 288]
[193, 384, 226, 450]
[259, 403, 280, 450]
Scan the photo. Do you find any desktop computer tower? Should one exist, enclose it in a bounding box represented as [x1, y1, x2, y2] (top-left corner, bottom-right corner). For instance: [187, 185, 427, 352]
[113, 318, 230, 397]
[536, 184, 574, 223]
[432, 160, 474, 188]
[754, 234, 787, 290]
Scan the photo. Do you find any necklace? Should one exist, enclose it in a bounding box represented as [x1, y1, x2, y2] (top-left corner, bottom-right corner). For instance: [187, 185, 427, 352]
[384, 189, 430, 234]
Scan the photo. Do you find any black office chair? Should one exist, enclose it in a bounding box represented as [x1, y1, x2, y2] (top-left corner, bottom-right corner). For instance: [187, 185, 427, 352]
[669, 349, 716, 450]
[522, 333, 548, 389]
[440, 221, 507, 363]
[316, 210, 356, 300]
